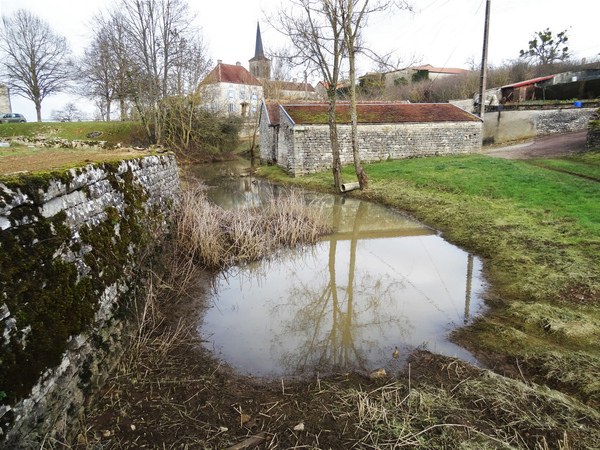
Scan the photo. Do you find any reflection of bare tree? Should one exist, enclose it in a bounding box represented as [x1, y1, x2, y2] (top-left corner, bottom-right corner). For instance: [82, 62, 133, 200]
[272, 199, 413, 375]
[464, 254, 474, 324]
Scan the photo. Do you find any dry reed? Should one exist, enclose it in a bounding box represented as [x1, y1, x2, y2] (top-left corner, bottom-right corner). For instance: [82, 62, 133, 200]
[175, 185, 331, 269]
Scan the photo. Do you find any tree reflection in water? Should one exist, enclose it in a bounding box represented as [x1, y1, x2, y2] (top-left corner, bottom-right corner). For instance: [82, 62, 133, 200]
[272, 199, 413, 375]
[197, 175, 485, 377]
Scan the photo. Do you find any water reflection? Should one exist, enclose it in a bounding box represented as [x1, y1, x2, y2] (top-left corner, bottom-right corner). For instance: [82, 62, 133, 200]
[193, 162, 485, 377]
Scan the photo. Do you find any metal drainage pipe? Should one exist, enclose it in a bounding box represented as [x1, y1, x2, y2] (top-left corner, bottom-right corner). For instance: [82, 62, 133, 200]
[340, 182, 361, 193]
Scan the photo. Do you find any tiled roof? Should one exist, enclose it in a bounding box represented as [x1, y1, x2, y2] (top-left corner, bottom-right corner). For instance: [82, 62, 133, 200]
[263, 102, 281, 124]
[279, 103, 481, 124]
[202, 63, 262, 86]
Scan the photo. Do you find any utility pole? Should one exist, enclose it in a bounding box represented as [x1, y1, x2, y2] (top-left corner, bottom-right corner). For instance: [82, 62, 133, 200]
[477, 0, 491, 119]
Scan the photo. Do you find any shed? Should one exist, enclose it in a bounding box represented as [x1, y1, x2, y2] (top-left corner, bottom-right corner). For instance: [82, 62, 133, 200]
[259, 101, 482, 177]
[501, 76, 555, 103]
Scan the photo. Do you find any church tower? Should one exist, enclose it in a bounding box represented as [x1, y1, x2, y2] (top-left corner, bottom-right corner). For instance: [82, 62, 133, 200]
[249, 23, 271, 80]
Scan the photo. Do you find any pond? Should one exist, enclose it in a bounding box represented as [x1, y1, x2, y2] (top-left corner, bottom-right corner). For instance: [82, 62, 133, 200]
[189, 159, 486, 378]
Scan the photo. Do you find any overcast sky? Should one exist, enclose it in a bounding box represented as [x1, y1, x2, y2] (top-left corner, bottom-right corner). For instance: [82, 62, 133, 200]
[1, 0, 598, 121]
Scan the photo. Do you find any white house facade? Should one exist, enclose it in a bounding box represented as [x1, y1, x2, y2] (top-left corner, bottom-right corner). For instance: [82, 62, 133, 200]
[201, 62, 263, 116]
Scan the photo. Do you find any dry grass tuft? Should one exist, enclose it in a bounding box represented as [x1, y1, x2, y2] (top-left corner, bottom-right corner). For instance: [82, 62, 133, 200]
[175, 185, 331, 269]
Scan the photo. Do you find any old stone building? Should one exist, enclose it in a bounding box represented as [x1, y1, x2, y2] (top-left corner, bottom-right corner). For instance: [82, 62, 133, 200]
[0, 83, 11, 115]
[259, 101, 482, 177]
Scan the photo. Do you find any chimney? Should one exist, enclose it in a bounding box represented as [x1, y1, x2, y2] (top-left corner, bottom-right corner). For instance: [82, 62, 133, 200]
[293, 78, 297, 83]
[236, 61, 241, 66]
[217, 59, 222, 64]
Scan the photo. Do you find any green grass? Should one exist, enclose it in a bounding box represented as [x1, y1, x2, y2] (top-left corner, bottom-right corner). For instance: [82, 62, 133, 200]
[527, 150, 600, 182]
[259, 153, 600, 406]
[0, 121, 149, 146]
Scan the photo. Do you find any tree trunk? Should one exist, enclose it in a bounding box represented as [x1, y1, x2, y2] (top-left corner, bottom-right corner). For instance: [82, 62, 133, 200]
[106, 95, 112, 122]
[328, 89, 343, 189]
[35, 100, 42, 123]
[348, 35, 368, 190]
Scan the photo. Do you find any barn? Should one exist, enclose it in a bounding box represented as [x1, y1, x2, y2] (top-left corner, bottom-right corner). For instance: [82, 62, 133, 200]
[259, 101, 483, 177]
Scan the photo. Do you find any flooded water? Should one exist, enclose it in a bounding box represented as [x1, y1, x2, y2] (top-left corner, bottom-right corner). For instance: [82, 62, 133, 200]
[189, 159, 485, 377]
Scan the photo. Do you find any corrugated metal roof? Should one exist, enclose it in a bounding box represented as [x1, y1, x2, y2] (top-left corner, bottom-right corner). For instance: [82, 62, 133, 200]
[278, 103, 481, 124]
[502, 75, 555, 89]
[202, 63, 262, 86]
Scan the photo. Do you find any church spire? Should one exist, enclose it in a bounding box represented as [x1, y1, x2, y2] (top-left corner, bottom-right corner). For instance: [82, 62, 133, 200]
[254, 22, 265, 59]
[249, 21, 271, 80]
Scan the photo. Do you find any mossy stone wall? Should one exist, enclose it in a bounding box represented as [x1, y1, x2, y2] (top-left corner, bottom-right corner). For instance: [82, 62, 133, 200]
[587, 109, 600, 148]
[0, 154, 180, 448]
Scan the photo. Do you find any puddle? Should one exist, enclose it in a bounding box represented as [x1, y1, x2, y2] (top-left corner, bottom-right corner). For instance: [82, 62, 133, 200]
[190, 160, 486, 377]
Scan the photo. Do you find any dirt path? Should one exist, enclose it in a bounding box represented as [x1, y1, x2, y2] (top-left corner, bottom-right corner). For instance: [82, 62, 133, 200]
[483, 131, 588, 159]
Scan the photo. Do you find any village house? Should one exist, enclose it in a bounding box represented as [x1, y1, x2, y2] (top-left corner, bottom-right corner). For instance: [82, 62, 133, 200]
[200, 61, 263, 116]
[259, 101, 482, 177]
[200, 23, 317, 116]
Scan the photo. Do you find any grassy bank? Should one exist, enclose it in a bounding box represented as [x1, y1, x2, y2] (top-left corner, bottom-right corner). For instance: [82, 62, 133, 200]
[72, 154, 600, 450]
[0, 121, 149, 147]
[259, 152, 600, 407]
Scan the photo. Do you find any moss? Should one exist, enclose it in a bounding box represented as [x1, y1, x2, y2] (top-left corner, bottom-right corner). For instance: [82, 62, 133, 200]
[0, 210, 96, 404]
[0, 158, 165, 408]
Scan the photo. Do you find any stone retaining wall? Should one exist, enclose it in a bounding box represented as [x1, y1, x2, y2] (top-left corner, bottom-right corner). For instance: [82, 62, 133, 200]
[483, 107, 596, 145]
[588, 109, 600, 148]
[0, 154, 180, 449]
[280, 120, 482, 177]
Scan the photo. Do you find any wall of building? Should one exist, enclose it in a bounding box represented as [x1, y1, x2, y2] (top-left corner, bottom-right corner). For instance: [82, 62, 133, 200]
[258, 105, 277, 163]
[278, 114, 482, 177]
[0, 155, 180, 449]
[204, 82, 262, 116]
[483, 107, 596, 145]
[0, 84, 11, 115]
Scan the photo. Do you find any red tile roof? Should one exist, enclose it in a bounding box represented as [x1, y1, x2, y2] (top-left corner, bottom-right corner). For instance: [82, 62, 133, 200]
[264, 102, 281, 124]
[202, 63, 262, 86]
[278, 103, 480, 124]
[501, 75, 555, 89]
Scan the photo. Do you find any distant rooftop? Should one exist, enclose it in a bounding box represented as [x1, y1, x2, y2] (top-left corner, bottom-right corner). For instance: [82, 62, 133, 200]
[203, 62, 262, 86]
[411, 64, 468, 75]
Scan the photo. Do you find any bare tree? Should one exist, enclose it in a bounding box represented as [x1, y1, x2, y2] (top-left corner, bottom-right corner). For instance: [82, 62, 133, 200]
[339, 0, 410, 189]
[269, 0, 347, 189]
[108, 0, 204, 143]
[51, 102, 86, 122]
[0, 10, 71, 122]
[77, 18, 125, 121]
